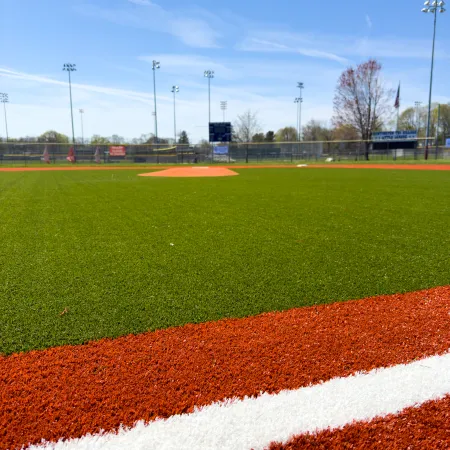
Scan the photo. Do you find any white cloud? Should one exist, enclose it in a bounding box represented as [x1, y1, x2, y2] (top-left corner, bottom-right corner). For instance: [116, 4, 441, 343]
[74, 2, 220, 49]
[239, 38, 349, 64]
[0, 64, 337, 143]
[366, 15, 373, 29]
[239, 30, 450, 60]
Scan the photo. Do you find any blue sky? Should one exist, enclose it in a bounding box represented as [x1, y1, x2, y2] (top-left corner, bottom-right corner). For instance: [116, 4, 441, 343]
[1, 0, 449, 142]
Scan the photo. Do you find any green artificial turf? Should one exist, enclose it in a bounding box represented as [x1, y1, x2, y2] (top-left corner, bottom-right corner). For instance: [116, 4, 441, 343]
[1, 168, 450, 355]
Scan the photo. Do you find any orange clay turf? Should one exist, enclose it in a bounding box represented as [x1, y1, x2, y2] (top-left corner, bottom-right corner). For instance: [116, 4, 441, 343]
[0, 164, 450, 172]
[1, 286, 449, 449]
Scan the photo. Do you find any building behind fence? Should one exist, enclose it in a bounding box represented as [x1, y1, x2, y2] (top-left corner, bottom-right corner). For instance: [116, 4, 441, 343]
[0, 139, 449, 165]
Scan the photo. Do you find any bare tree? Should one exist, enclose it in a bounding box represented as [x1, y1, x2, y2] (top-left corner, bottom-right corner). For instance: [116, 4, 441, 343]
[302, 120, 333, 142]
[333, 59, 393, 160]
[233, 110, 262, 143]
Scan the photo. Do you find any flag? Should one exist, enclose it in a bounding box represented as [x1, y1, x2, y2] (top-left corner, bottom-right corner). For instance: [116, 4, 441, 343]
[66, 147, 76, 163]
[394, 83, 401, 109]
[41, 146, 50, 164]
[94, 147, 101, 164]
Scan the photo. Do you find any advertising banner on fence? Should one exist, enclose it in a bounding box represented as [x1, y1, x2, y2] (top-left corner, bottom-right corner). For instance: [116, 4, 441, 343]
[446, 138, 450, 148]
[372, 131, 418, 141]
[109, 146, 127, 157]
[213, 146, 229, 155]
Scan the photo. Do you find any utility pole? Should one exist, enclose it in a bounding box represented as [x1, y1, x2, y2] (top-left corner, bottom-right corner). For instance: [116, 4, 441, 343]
[297, 82, 304, 140]
[421, 1, 446, 159]
[171, 86, 179, 143]
[415, 101, 422, 137]
[63, 64, 76, 144]
[0, 93, 9, 142]
[79, 109, 84, 144]
[204, 70, 214, 124]
[152, 60, 161, 143]
[220, 101, 227, 122]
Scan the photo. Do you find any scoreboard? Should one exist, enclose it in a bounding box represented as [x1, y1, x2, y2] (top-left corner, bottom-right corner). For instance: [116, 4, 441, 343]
[209, 122, 232, 143]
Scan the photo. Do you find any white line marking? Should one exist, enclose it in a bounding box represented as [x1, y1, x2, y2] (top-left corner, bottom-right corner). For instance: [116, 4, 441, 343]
[30, 352, 450, 450]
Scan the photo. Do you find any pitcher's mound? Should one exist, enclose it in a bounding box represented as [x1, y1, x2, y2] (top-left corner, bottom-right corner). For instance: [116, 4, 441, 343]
[139, 167, 239, 178]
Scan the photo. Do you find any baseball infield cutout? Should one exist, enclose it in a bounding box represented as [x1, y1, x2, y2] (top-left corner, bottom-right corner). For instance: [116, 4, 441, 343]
[139, 167, 239, 178]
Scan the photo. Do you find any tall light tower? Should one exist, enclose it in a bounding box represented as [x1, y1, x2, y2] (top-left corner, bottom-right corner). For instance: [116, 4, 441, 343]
[171, 86, 179, 143]
[421, 1, 446, 159]
[79, 109, 84, 144]
[415, 101, 422, 137]
[152, 60, 161, 143]
[0, 93, 9, 142]
[297, 82, 304, 140]
[204, 70, 214, 124]
[63, 64, 76, 144]
[294, 98, 302, 141]
[220, 101, 227, 122]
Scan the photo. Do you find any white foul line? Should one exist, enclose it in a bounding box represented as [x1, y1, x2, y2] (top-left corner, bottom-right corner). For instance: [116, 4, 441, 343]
[30, 352, 450, 450]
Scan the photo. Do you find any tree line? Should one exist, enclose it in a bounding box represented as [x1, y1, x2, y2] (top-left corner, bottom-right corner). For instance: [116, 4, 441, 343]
[2, 59, 448, 159]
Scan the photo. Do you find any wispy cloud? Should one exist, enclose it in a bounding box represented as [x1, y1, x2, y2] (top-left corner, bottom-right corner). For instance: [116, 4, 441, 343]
[74, 2, 220, 49]
[238, 37, 349, 64]
[0, 67, 171, 104]
[239, 30, 449, 60]
[365, 15, 373, 29]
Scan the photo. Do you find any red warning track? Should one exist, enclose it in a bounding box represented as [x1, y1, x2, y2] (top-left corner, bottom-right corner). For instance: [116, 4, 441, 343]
[0, 164, 450, 172]
[270, 396, 450, 449]
[1, 286, 449, 449]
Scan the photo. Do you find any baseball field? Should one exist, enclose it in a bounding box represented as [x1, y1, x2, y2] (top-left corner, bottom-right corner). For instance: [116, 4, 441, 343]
[1, 166, 449, 449]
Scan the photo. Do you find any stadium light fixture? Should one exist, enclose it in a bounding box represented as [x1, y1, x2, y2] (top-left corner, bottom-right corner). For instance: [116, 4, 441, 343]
[0, 93, 9, 142]
[79, 109, 85, 145]
[296, 82, 304, 141]
[415, 101, 422, 136]
[421, 0, 445, 159]
[204, 70, 214, 124]
[220, 101, 227, 122]
[171, 86, 180, 144]
[62, 63, 77, 144]
[152, 60, 161, 144]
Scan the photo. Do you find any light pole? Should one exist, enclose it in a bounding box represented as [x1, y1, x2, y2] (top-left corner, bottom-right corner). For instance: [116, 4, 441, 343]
[0, 93, 9, 142]
[297, 82, 304, 140]
[204, 70, 214, 124]
[79, 109, 84, 144]
[63, 64, 76, 144]
[294, 98, 302, 141]
[152, 60, 161, 143]
[220, 101, 227, 122]
[171, 86, 179, 143]
[421, 0, 446, 159]
[415, 101, 422, 137]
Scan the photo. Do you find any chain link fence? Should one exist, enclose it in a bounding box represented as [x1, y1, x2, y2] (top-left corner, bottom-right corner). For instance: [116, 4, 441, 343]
[0, 140, 448, 166]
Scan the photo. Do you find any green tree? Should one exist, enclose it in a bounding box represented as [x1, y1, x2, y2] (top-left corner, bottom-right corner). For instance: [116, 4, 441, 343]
[432, 104, 450, 144]
[91, 135, 111, 145]
[178, 131, 189, 144]
[275, 127, 297, 142]
[252, 133, 265, 142]
[397, 108, 417, 131]
[38, 130, 69, 143]
[109, 135, 125, 144]
[265, 131, 275, 142]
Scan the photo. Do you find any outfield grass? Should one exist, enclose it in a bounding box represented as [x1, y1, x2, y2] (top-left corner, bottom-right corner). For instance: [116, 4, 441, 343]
[1, 168, 450, 355]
